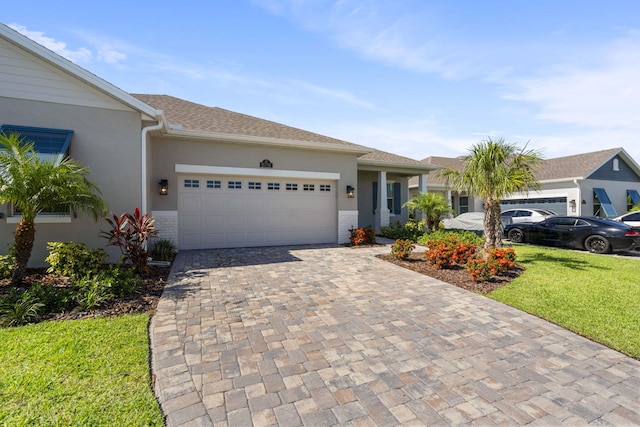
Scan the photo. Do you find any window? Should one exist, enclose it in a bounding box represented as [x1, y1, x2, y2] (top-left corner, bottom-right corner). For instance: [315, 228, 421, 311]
[593, 188, 618, 217]
[268, 183, 280, 190]
[286, 183, 298, 191]
[0, 124, 73, 164]
[1, 125, 75, 223]
[228, 181, 242, 189]
[207, 180, 221, 189]
[320, 184, 331, 192]
[303, 184, 315, 191]
[248, 182, 261, 190]
[613, 158, 620, 171]
[459, 196, 469, 214]
[184, 179, 200, 188]
[627, 189, 640, 211]
[386, 183, 395, 211]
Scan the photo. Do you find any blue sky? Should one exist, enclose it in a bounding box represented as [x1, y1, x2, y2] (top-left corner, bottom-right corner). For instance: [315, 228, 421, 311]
[5, 1, 640, 164]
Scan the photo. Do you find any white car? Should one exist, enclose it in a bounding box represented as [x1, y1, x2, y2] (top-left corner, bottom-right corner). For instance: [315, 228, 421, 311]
[612, 211, 640, 228]
[501, 208, 557, 224]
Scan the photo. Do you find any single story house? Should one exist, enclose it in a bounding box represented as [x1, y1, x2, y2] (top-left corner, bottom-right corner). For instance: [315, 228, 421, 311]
[409, 148, 640, 217]
[0, 24, 436, 266]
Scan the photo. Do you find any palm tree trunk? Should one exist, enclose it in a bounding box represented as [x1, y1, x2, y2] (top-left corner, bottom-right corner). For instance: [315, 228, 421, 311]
[484, 199, 503, 251]
[11, 218, 35, 286]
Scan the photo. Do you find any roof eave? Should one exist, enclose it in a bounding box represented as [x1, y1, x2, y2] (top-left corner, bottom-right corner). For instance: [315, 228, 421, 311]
[0, 24, 161, 121]
[358, 159, 441, 174]
[164, 128, 373, 155]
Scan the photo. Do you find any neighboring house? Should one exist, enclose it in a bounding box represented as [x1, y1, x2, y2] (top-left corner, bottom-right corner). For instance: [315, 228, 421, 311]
[409, 148, 640, 218]
[0, 24, 436, 266]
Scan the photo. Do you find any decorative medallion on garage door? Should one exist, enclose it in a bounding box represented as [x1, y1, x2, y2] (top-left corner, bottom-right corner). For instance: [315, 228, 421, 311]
[260, 159, 273, 168]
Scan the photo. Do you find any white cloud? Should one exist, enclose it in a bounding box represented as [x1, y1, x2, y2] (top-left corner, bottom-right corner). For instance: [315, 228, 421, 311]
[9, 24, 93, 63]
[9, 24, 130, 66]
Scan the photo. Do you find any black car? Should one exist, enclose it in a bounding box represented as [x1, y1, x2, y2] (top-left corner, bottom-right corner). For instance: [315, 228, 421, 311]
[504, 216, 640, 254]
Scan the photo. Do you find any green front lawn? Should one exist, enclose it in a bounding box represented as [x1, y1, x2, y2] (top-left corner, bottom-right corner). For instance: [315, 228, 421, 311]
[0, 314, 164, 426]
[490, 244, 640, 359]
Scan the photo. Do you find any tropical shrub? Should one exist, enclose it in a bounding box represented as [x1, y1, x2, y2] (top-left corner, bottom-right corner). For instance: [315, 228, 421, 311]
[381, 219, 425, 241]
[391, 239, 416, 260]
[46, 242, 107, 279]
[74, 278, 114, 311]
[424, 243, 457, 269]
[0, 254, 14, 279]
[101, 208, 158, 272]
[150, 238, 177, 262]
[0, 289, 44, 327]
[27, 282, 75, 314]
[94, 265, 140, 298]
[466, 248, 517, 281]
[419, 230, 484, 247]
[349, 227, 376, 246]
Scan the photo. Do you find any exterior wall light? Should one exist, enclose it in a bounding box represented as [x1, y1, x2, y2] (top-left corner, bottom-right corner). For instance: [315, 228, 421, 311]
[346, 185, 355, 198]
[159, 179, 168, 195]
[569, 199, 577, 212]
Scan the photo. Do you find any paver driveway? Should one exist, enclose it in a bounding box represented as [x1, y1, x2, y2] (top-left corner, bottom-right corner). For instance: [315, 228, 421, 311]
[150, 244, 640, 426]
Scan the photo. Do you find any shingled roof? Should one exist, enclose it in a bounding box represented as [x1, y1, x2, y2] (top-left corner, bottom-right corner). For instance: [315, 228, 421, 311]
[535, 148, 621, 180]
[132, 94, 368, 150]
[409, 148, 634, 188]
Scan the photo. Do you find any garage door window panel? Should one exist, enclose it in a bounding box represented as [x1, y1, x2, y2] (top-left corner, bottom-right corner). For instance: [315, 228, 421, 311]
[207, 180, 221, 189]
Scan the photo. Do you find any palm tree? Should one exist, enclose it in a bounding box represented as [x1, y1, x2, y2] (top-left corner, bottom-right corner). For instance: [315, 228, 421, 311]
[403, 192, 453, 231]
[0, 133, 107, 285]
[439, 137, 542, 250]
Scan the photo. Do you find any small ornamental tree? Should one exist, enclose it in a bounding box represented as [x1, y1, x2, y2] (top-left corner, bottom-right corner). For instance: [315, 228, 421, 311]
[0, 133, 107, 285]
[101, 208, 158, 272]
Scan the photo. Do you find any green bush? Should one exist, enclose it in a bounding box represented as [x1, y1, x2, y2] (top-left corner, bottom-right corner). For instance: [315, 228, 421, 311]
[74, 278, 114, 311]
[28, 282, 75, 314]
[46, 242, 106, 279]
[0, 254, 14, 280]
[418, 230, 484, 247]
[95, 265, 140, 298]
[150, 239, 177, 262]
[381, 220, 425, 241]
[0, 289, 44, 327]
[390, 239, 416, 260]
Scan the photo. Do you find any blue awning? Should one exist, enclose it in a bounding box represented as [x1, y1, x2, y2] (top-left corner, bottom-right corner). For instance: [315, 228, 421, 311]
[593, 188, 618, 217]
[0, 124, 73, 164]
[628, 189, 640, 205]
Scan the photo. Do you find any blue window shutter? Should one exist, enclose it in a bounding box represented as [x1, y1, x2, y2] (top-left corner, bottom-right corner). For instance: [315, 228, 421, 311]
[628, 189, 640, 205]
[372, 182, 378, 214]
[593, 188, 618, 217]
[0, 124, 73, 164]
[393, 182, 401, 214]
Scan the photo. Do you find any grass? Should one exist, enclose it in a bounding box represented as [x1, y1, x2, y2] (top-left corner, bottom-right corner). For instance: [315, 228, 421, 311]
[490, 244, 640, 359]
[0, 314, 164, 426]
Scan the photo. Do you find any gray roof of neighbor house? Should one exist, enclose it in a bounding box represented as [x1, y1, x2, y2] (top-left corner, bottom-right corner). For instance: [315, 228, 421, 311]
[409, 148, 640, 189]
[132, 94, 370, 152]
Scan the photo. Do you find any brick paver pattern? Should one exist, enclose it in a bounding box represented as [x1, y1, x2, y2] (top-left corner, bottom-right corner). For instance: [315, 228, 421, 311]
[150, 245, 640, 426]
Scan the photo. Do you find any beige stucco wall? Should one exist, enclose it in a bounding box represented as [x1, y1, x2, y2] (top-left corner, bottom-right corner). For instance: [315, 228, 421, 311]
[0, 97, 143, 266]
[148, 136, 360, 213]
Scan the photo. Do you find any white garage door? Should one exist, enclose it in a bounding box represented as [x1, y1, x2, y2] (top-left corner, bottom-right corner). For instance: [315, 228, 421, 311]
[178, 175, 337, 250]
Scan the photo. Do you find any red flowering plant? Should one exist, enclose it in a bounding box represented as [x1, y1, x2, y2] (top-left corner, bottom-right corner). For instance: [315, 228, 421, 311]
[349, 227, 376, 246]
[466, 247, 517, 282]
[424, 236, 480, 270]
[424, 243, 457, 269]
[391, 239, 416, 260]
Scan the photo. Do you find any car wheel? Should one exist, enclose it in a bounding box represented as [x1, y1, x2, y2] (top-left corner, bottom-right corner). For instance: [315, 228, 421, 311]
[507, 228, 525, 243]
[584, 235, 611, 254]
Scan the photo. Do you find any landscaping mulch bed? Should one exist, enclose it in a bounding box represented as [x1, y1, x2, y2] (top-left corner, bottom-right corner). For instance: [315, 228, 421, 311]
[0, 266, 171, 321]
[377, 252, 524, 294]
